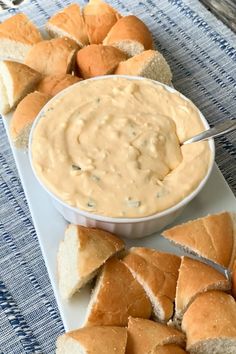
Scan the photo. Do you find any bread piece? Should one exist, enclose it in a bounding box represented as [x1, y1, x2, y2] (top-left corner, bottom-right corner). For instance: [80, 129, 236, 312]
[46, 3, 89, 47]
[182, 290, 236, 354]
[126, 317, 185, 354]
[24, 37, 79, 76]
[162, 212, 236, 269]
[58, 225, 125, 300]
[10, 91, 51, 148]
[123, 248, 180, 322]
[84, 258, 152, 327]
[232, 260, 236, 299]
[0, 13, 42, 62]
[56, 326, 127, 354]
[175, 256, 230, 323]
[37, 74, 82, 97]
[76, 44, 127, 79]
[149, 344, 188, 354]
[115, 50, 172, 85]
[103, 15, 154, 57]
[0, 60, 41, 114]
[83, 0, 121, 44]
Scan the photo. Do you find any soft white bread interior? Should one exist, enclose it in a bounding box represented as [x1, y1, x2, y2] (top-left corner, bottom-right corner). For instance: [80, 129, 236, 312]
[57, 225, 125, 300]
[162, 212, 236, 269]
[56, 326, 127, 354]
[123, 247, 180, 322]
[37, 74, 82, 97]
[103, 15, 154, 57]
[46, 3, 89, 47]
[76, 44, 127, 79]
[115, 50, 172, 85]
[150, 344, 188, 354]
[0, 13, 42, 62]
[175, 256, 230, 323]
[24, 37, 79, 76]
[0, 60, 41, 114]
[83, 0, 121, 44]
[182, 290, 236, 354]
[232, 260, 236, 299]
[126, 317, 185, 354]
[10, 91, 51, 148]
[84, 257, 152, 327]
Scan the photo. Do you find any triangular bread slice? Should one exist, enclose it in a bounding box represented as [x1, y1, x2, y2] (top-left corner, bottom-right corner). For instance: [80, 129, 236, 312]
[56, 326, 127, 354]
[103, 15, 154, 57]
[175, 256, 230, 323]
[182, 290, 236, 354]
[126, 317, 185, 354]
[46, 4, 89, 47]
[37, 74, 82, 97]
[0, 60, 41, 114]
[84, 257, 152, 327]
[123, 247, 180, 322]
[10, 91, 51, 148]
[149, 344, 188, 354]
[24, 37, 79, 76]
[115, 50, 172, 85]
[0, 13, 42, 62]
[162, 212, 236, 269]
[57, 224, 125, 300]
[84, 0, 121, 44]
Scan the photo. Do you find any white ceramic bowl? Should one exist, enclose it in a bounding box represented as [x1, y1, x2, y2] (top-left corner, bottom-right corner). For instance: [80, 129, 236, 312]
[29, 76, 215, 238]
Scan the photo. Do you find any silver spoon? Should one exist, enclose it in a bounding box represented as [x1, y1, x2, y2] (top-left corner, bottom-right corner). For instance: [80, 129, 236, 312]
[182, 119, 236, 145]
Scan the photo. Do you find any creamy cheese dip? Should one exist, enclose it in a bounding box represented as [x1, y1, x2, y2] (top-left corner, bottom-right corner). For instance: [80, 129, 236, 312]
[31, 77, 211, 217]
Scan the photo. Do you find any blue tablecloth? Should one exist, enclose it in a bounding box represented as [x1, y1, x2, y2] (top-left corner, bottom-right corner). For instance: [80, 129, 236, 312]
[0, 0, 235, 353]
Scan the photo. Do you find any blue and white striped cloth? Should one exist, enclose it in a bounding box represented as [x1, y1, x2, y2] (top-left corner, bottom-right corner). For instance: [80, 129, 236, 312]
[0, 0, 235, 353]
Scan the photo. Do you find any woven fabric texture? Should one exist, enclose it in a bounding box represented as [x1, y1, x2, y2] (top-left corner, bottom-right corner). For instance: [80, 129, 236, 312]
[0, 0, 235, 353]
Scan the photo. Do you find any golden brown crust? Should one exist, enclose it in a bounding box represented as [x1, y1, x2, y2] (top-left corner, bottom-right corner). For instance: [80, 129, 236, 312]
[37, 74, 82, 96]
[24, 37, 79, 76]
[84, 0, 121, 44]
[182, 291, 236, 349]
[47, 4, 89, 46]
[10, 91, 51, 140]
[162, 212, 234, 268]
[149, 344, 188, 354]
[76, 44, 127, 79]
[57, 326, 127, 354]
[103, 15, 154, 51]
[126, 317, 185, 354]
[85, 258, 152, 327]
[115, 50, 155, 75]
[176, 256, 230, 319]
[0, 13, 42, 44]
[123, 248, 180, 322]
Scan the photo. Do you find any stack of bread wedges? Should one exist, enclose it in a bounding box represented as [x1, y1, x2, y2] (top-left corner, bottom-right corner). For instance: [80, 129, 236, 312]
[0, 0, 173, 150]
[56, 211, 236, 353]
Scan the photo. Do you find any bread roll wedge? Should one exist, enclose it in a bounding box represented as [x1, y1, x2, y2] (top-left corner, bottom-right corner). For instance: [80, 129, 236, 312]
[162, 212, 236, 269]
[115, 50, 172, 85]
[0, 60, 41, 114]
[10, 91, 51, 148]
[57, 225, 125, 300]
[103, 15, 154, 57]
[232, 260, 236, 299]
[24, 37, 79, 76]
[182, 291, 236, 354]
[56, 326, 127, 354]
[175, 256, 230, 324]
[150, 344, 188, 354]
[126, 317, 185, 354]
[84, 0, 121, 44]
[37, 74, 82, 96]
[84, 258, 152, 327]
[0, 13, 42, 62]
[123, 248, 180, 322]
[76, 44, 127, 79]
[46, 3, 89, 47]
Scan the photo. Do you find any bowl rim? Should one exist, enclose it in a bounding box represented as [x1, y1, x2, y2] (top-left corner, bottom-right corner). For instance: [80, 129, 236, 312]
[29, 75, 215, 224]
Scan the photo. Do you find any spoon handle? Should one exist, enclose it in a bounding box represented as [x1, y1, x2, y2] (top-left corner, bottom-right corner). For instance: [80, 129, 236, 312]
[182, 119, 236, 145]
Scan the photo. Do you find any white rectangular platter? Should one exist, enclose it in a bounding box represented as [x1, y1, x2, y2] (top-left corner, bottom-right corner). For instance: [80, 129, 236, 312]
[2, 113, 236, 331]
